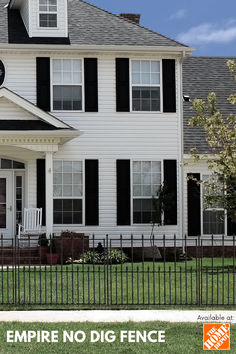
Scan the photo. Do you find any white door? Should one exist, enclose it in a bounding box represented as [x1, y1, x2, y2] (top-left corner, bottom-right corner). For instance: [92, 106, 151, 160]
[0, 171, 13, 239]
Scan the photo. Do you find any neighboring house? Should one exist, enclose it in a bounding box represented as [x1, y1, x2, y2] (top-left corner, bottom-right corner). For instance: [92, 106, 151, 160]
[0, 0, 234, 241]
[183, 57, 236, 238]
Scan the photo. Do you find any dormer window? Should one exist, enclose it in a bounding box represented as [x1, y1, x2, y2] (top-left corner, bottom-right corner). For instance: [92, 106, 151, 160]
[39, 0, 57, 28]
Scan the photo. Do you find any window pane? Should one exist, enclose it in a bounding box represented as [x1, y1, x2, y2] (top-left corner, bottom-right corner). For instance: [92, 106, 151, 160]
[141, 73, 151, 85]
[73, 185, 83, 197]
[1, 159, 12, 169]
[73, 161, 82, 172]
[53, 199, 82, 224]
[53, 185, 62, 197]
[132, 73, 140, 85]
[39, 14, 57, 27]
[132, 87, 160, 112]
[152, 161, 161, 172]
[150, 73, 160, 85]
[203, 210, 225, 235]
[13, 161, 25, 169]
[133, 199, 156, 224]
[63, 60, 72, 72]
[141, 61, 150, 72]
[53, 59, 61, 71]
[132, 60, 140, 72]
[151, 61, 160, 72]
[133, 161, 141, 173]
[142, 161, 151, 172]
[53, 173, 62, 184]
[142, 173, 151, 185]
[63, 185, 72, 196]
[63, 161, 72, 172]
[142, 185, 151, 196]
[73, 173, 83, 184]
[53, 160, 62, 172]
[133, 173, 141, 184]
[133, 185, 141, 196]
[53, 85, 82, 111]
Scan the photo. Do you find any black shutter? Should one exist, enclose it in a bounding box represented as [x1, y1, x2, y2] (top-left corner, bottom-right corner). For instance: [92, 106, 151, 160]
[162, 59, 176, 113]
[116, 58, 130, 112]
[37, 159, 46, 226]
[84, 58, 98, 112]
[187, 173, 201, 236]
[117, 160, 131, 225]
[85, 160, 99, 226]
[36, 57, 51, 111]
[164, 160, 177, 225]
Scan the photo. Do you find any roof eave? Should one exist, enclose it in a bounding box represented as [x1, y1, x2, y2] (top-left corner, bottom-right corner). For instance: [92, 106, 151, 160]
[0, 43, 194, 54]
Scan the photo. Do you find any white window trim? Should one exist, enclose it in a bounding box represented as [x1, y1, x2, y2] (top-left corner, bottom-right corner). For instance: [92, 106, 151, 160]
[38, 0, 58, 29]
[200, 173, 227, 236]
[50, 58, 85, 113]
[53, 159, 85, 226]
[15, 172, 25, 230]
[131, 159, 163, 225]
[129, 59, 163, 113]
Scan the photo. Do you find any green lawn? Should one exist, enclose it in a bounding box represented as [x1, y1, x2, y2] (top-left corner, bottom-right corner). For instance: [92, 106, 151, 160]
[0, 258, 235, 307]
[0, 322, 235, 353]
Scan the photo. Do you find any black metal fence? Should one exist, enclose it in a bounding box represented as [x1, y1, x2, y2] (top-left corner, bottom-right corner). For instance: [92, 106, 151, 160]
[0, 234, 235, 307]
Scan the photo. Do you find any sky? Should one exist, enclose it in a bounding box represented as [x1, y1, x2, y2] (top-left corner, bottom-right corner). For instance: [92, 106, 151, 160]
[86, 0, 236, 56]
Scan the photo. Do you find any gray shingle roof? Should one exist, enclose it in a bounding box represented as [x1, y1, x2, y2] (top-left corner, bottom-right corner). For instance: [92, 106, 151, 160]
[0, 1, 8, 43]
[67, 0, 187, 47]
[183, 56, 236, 154]
[2, 0, 188, 47]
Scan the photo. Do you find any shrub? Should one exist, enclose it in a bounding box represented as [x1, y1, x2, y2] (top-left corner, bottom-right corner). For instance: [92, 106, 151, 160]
[66, 248, 128, 265]
[105, 249, 128, 264]
[83, 251, 103, 264]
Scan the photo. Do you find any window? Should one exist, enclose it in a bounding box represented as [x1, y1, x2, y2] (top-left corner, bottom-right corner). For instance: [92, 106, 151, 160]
[133, 161, 161, 224]
[52, 59, 83, 111]
[131, 60, 161, 112]
[202, 175, 225, 234]
[0, 159, 25, 169]
[53, 161, 83, 224]
[39, 0, 57, 28]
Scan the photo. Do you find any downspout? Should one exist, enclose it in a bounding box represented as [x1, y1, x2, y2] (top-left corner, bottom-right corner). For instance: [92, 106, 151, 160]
[178, 50, 187, 251]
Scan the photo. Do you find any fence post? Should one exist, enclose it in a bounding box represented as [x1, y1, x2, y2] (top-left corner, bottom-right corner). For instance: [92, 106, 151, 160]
[106, 234, 109, 305]
[197, 235, 201, 306]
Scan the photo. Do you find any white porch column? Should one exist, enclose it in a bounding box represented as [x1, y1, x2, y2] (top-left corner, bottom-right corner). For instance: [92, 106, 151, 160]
[45, 152, 53, 237]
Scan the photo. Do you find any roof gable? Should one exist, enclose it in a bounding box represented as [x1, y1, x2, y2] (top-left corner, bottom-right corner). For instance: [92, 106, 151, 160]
[0, 87, 72, 129]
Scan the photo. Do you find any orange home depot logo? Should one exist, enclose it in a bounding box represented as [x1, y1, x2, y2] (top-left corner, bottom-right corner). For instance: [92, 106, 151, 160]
[203, 323, 230, 350]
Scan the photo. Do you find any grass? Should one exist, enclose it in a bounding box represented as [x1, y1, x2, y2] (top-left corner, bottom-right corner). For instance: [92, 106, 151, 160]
[0, 258, 235, 307]
[0, 322, 235, 353]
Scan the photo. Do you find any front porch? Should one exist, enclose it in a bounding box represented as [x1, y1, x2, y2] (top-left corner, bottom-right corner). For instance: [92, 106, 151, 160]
[0, 87, 81, 240]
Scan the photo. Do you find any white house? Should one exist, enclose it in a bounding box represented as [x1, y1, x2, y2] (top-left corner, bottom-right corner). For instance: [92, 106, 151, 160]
[0, 0, 234, 241]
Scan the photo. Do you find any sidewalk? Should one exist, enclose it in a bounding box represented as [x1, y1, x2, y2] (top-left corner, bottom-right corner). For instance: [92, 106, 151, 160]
[0, 310, 235, 323]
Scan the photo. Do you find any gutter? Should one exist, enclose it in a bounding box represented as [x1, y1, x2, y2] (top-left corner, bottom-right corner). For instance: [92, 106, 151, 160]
[0, 43, 194, 54]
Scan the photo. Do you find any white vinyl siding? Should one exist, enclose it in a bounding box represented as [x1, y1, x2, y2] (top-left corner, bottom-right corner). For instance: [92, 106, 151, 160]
[1, 52, 180, 238]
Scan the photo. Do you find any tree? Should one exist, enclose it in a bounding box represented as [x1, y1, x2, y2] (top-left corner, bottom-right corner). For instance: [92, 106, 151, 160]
[188, 60, 236, 223]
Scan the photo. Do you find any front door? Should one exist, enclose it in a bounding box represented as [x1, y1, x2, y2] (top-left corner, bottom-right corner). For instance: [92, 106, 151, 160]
[0, 171, 13, 239]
